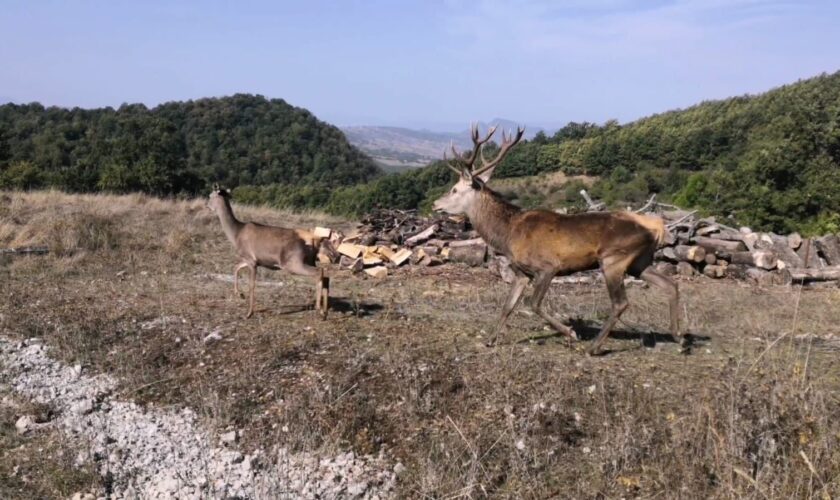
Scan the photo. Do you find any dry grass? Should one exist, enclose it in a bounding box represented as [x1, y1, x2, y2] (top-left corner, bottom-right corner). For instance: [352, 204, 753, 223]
[492, 171, 597, 208]
[2, 190, 840, 499]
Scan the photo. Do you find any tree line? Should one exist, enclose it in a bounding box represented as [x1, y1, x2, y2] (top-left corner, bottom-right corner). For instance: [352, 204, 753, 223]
[3, 71, 839, 233]
[0, 94, 380, 197]
[313, 71, 840, 234]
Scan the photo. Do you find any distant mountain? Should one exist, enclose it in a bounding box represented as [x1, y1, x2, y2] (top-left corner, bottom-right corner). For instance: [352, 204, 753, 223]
[341, 119, 546, 172]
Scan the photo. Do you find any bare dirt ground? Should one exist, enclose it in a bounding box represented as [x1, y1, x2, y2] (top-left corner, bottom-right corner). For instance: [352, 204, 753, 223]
[2, 191, 839, 499]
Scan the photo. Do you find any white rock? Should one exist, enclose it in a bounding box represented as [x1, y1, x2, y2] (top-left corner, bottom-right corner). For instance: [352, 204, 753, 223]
[71, 398, 95, 415]
[203, 331, 223, 344]
[15, 415, 35, 434]
[220, 430, 237, 444]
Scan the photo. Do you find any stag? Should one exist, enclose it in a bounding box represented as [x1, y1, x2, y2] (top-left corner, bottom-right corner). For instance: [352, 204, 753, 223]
[433, 125, 682, 355]
[207, 185, 329, 319]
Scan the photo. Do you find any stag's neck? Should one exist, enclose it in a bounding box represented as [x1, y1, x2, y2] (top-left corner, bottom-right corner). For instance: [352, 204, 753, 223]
[216, 199, 244, 246]
[467, 188, 521, 256]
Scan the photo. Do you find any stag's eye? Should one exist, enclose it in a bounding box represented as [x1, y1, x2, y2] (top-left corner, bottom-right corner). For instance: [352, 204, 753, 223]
[451, 188, 456, 194]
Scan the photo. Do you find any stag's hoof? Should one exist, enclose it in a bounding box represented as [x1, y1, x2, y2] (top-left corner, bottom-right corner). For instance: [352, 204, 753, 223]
[586, 347, 607, 357]
[567, 328, 579, 341]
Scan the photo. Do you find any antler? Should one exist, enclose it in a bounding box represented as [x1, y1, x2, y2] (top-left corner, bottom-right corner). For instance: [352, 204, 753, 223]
[472, 127, 525, 178]
[444, 123, 498, 174]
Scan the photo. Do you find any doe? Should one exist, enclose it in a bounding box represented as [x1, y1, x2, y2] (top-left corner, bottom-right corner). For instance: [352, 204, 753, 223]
[207, 185, 329, 319]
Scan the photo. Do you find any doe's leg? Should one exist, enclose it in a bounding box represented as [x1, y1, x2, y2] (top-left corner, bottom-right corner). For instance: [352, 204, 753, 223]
[233, 262, 250, 297]
[285, 259, 325, 317]
[314, 268, 330, 319]
[245, 265, 257, 318]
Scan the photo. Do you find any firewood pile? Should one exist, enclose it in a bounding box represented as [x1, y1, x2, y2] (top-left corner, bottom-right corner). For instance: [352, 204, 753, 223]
[314, 208, 488, 279]
[653, 209, 840, 286]
[312, 202, 840, 287]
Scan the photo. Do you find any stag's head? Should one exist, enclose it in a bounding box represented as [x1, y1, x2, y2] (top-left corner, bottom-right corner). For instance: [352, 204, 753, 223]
[432, 124, 524, 216]
[207, 183, 231, 212]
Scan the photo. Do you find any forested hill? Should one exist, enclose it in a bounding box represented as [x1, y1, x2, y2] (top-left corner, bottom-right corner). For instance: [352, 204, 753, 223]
[502, 70, 840, 233]
[0, 94, 380, 195]
[316, 71, 840, 234]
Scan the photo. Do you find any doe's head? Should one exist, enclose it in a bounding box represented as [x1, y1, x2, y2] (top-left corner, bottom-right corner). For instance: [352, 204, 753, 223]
[432, 123, 524, 216]
[207, 183, 231, 212]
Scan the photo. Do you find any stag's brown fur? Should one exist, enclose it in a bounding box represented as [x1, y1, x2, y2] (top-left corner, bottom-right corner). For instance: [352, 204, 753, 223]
[434, 124, 681, 355]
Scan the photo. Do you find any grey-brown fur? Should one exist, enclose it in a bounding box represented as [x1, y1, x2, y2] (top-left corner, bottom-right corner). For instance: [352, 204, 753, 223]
[207, 187, 328, 318]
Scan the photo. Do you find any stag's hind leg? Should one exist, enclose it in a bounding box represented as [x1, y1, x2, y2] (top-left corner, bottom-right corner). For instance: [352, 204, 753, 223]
[639, 267, 683, 348]
[527, 270, 577, 340]
[588, 255, 634, 356]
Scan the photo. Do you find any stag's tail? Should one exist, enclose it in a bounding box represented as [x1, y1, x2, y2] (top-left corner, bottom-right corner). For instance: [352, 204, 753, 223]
[622, 212, 667, 248]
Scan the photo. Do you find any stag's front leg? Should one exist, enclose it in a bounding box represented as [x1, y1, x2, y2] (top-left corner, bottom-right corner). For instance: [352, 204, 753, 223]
[588, 256, 633, 356]
[487, 273, 529, 347]
[233, 262, 250, 298]
[527, 270, 578, 340]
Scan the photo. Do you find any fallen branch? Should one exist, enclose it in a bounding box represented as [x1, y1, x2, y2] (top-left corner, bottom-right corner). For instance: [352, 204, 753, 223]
[0, 246, 49, 256]
[665, 211, 698, 230]
[579, 190, 605, 212]
[634, 194, 657, 213]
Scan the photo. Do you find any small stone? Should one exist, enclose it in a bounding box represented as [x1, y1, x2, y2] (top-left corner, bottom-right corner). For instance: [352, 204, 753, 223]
[71, 398, 95, 415]
[393, 462, 406, 475]
[220, 431, 237, 444]
[515, 439, 526, 450]
[203, 330, 223, 344]
[347, 481, 368, 497]
[15, 415, 35, 434]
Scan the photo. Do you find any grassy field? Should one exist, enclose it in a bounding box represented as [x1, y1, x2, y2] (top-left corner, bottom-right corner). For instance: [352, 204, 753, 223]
[492, 171, 597, 210]
[2, 190, 839, 499]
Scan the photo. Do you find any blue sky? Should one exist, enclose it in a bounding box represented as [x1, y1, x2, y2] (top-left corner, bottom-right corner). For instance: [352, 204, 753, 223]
[1, 0, 838, 130]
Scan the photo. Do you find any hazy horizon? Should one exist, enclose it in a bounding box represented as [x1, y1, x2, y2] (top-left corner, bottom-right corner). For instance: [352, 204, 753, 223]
[2, 1, 839, 131]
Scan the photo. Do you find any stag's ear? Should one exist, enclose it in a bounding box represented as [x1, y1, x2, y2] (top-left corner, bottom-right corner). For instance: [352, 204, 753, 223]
[471, 176, 485, 190]
[476, 166, 496, 183]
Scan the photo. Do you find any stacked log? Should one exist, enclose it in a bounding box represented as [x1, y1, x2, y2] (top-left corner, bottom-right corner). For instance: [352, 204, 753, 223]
[310, 205, 840, 287]
[652, 208, 840, 286]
